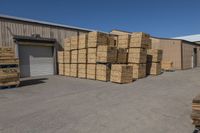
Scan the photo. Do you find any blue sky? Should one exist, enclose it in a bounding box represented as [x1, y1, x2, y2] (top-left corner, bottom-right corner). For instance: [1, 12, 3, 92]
[0, 0, 199, 38]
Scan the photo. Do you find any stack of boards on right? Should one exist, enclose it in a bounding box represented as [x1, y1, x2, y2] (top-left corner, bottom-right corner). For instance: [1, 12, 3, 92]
[57, 31, 165, 84]
[191, 94, 200, 126]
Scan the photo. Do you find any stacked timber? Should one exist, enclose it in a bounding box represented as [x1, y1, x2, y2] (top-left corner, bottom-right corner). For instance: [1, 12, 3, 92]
[116, 48, 128, 63]
[0, 47, 20, 87]
[96, 64, 111, 81]
[118, 34, 131, 48]
[87, 64, 96, 79]
[146, 49, 163, 75]
[110, 64, 133, 84]
[191, 94, 200, 126]
[128, 32, 151, 80]
[97, 45, 117, 63]
[58, 31, 162, 84]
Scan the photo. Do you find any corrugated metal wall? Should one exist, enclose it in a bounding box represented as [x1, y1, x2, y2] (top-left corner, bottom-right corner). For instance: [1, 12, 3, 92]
[151, 38, 182, 70]
[0, 18, 89, 49]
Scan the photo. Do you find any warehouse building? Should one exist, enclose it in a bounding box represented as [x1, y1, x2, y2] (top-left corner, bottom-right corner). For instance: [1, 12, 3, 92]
[111, 30, 200, 70]
[151, 37, 200, 70]
[0, 14, 93, 77]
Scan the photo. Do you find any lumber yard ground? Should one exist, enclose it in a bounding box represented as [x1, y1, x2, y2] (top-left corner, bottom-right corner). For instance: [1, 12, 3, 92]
[0, 68, 200, 133]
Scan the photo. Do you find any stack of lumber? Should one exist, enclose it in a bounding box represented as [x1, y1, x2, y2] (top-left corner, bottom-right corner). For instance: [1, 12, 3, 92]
[146, 49, 163, 75]
[128, 32, 151, 80]
[118, 34, 131, 48]
[58, 31, 162, 84]
[116, 48, 128, 63]
[0, 47, 20, 87]
[161, 61, 174, 71]
[191, 94, 200, 126]
[110, 64, 133, 84]
[96, 64, 111, 81]
[97, 45, 117, 63]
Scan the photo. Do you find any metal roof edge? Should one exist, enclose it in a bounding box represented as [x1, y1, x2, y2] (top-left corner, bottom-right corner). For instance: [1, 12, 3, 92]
[151, 36, 200, 46]
[0, 14, 95, 32]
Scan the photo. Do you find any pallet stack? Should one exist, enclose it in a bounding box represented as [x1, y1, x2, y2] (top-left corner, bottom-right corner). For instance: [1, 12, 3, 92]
[146, 49, 163, 75]
[191, 94, 200, 126]
[127, 32, 151, 80]
[0, 47, 20, 87]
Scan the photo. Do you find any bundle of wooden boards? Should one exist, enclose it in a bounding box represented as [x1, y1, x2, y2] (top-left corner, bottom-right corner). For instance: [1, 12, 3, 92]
[57, 31, 162, 84]
[0, 47, 20, 87]
[191, 94, 200, 126]
[146, 49, 163, 75]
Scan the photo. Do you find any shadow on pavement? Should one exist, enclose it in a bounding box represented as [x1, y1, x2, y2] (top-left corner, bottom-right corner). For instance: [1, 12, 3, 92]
[19, 78, 48, 87]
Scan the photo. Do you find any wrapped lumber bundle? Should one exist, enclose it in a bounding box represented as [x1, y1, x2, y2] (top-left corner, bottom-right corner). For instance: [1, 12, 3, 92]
[110, 64, 133, 84]
[64, 64, 70, 76]
[96, 64, 111, 81]
[116, 48, 128, 64]
[130, 32, 151, 49]
[118, 34, 131, 48]
[64, 51, 71, 63]
[70, 36, 78, 50]
[57, 51, 64, 63]
[87, 48, 96, 63]
[88, 32, 109, 48]
[70, 64, 78, 77]
[79, 34, 88, 49]
[71, 50, 78, 63]
[78, 49, 87, 63]
[58, 63, 64, 75]
[97, 45, 117, 63]
[147, 49, 163, 63]
[128, 48, 147, 63]
[191, 94, 200, 126]
[146, 62, 161, 75]
[87, 64, 96, 79]
[129, 63, 146, 79]
[64, 38, 71, 51]
[161, 61, 174, 71]
[78, 64, 87, 78]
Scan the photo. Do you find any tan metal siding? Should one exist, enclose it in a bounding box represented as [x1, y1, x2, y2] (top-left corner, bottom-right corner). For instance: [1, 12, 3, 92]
[182, 42, 194, 69]
[151, 38, 182, 69]
[197, 47, 200, 67]
[0, 18, 88, 49]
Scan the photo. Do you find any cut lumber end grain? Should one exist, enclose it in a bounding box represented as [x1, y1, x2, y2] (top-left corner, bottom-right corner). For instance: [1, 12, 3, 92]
[146, 62, 161, 75]
[128, 48, 147, 63]
[78, 64, 87, 78]
[87, 64, 96, 80]
[129, 63, 146, 79]
[147, 49, 163, 63]
[96, 64, 111, 81]
[110, 64, 133, 84]
[97, 45, 117, 63]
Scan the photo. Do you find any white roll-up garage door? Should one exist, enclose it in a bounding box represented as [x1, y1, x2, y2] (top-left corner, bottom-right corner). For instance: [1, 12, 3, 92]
[19, 45, 55, 78]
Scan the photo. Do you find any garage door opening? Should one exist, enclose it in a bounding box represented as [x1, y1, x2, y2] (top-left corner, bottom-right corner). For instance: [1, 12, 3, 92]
[14, 35, 57, 78]
[192, 48, 197, 68]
